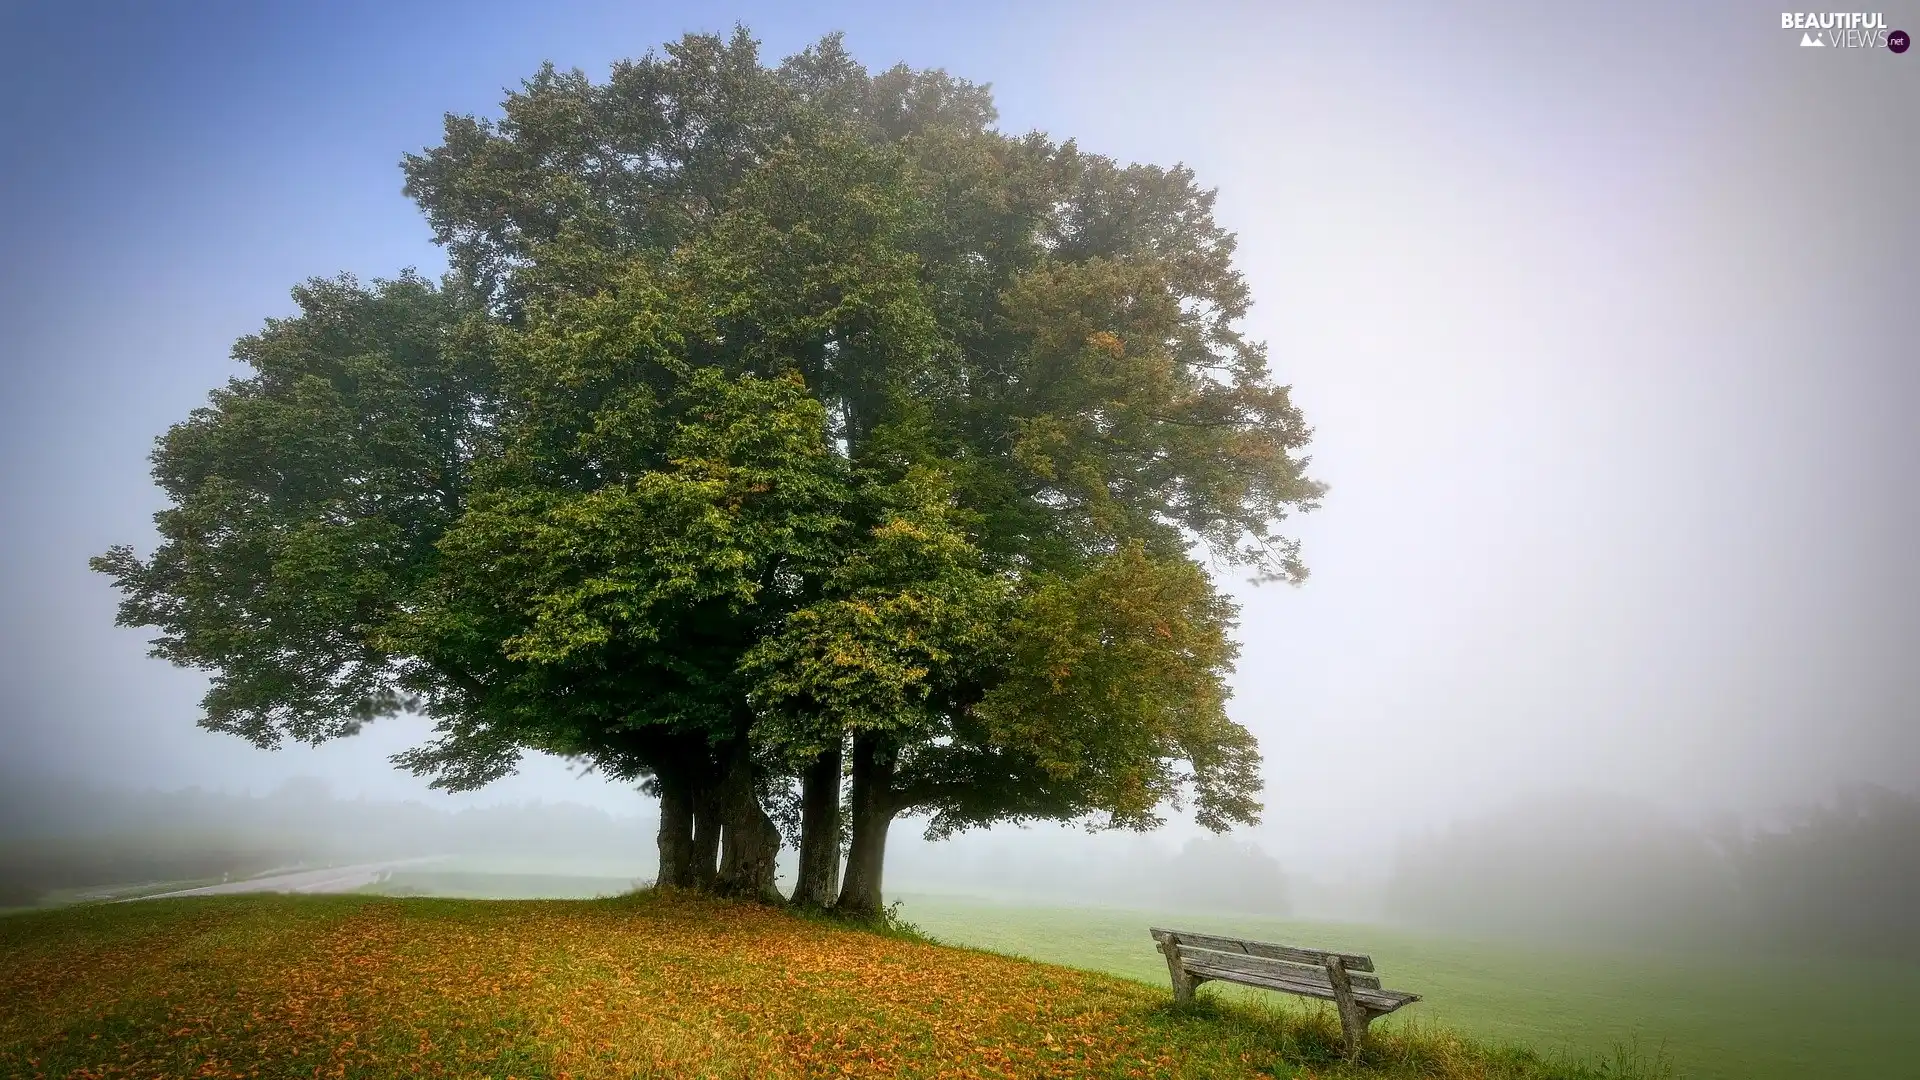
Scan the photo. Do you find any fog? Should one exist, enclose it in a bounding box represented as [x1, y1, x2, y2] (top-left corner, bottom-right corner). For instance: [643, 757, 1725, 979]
[9, 770, 1914, 958]
[0, 771, 659, 905]
[1, 2, 1914, 937]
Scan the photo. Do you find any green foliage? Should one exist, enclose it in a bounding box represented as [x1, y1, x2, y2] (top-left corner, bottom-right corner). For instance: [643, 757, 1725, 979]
[977, 543, 1260, 832]
[388, 363, 856, 787]
[91, 273, 490, 747]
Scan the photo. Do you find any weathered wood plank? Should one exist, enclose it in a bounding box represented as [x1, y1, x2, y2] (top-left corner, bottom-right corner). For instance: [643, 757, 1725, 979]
[1181, 959, 1338, 1000]
[1148, 927, 1375, 972]
[1178, 960, 1419, 1013]
[1174, 945, 1384, 991]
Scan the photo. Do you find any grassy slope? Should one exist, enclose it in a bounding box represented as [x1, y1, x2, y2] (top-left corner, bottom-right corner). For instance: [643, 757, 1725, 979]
[893, 894, 1920, 1080]
[368, 869, 641, 900]
[1, 892, 1662, 1080]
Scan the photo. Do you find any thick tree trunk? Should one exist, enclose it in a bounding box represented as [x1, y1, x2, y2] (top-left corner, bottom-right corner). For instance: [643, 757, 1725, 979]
[654, 777, 695, 889]
[715, 740, 782, 901]
[836, 733, 897, 919]
[690, 784, 723, 891]
[790, 740, 844, 908]
[717, 801, 782, 901]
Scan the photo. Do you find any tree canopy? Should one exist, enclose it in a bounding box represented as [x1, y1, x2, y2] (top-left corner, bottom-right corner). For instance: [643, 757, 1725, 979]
[94, 27, 1323, 915]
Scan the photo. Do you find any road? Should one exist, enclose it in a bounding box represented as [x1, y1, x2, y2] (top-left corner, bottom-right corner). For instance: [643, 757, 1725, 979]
[131, 857, 444, 900]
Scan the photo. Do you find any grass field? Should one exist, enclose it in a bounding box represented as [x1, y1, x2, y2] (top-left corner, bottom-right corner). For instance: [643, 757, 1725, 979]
[1, 878, 226, 914]
[892, 894, 1920, 1080]
[368, 869, 640, 900]
[1, 891, 1677, 1080]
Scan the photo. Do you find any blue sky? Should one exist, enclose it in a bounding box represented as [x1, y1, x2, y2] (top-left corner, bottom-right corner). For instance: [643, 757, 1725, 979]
[2, 2, 1914, 870]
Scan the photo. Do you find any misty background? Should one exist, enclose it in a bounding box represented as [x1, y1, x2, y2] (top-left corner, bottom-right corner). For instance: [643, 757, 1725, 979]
[2, 1, 1914, 949]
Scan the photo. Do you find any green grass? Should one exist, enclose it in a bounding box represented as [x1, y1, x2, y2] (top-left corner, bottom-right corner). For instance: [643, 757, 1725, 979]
[363, 869, 641, 899]
[892, 893, 1920, 1080]
[0, 878, 228, 915]
[1, 891, 1676, 1079]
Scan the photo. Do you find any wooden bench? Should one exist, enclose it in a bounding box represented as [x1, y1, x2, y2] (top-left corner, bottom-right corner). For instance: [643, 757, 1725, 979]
[1150, 927, 1420, 1052]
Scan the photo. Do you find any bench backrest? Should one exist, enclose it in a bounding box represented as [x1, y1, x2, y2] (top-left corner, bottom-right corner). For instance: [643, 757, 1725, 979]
[1150, 927, 1384, 991]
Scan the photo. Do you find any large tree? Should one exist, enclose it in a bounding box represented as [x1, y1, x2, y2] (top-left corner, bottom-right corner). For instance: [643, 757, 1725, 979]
[94, 28, 1321, 915]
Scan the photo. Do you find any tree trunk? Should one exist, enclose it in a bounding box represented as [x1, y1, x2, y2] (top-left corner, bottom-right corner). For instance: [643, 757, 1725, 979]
[715, 740, 782, 901]
[717, 801, 782, 901]
[690, 783, 723, 891]
[836, 732, 896, 918]
[654, 777, 695, 889]
[790, 740, 844, 908]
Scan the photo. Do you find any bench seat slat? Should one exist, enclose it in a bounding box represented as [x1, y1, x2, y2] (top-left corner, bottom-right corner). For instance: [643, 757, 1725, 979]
[1177, 945, 1384, 991]
[1183, 960, 1420, 1014]
[1150, 927, 1375, 972]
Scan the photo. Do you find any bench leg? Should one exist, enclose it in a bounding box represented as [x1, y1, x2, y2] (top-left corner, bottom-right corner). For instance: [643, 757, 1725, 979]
[1323, 955, 1370, 1057]
[1157, 934, 1198, 1005]
[1333, 997, 1370, 1056]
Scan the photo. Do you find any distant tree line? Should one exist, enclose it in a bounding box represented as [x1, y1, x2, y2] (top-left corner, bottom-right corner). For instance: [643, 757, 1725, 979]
[1384, 786, 1920, 958]
[92, 29, 1319, 917]
[1730, 785, 1920, 958]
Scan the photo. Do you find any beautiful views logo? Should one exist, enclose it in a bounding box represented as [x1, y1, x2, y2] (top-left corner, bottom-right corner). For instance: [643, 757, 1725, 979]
[1780, 11, 1909, 50]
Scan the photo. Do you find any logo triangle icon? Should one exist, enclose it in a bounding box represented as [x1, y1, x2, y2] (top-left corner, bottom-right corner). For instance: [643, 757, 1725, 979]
[1800, 31, 1824, 45]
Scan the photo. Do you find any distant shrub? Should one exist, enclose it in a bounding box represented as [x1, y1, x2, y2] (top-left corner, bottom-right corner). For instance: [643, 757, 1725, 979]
[1733, 785, 1920, 958]
[1384, 786, 1920, 958]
